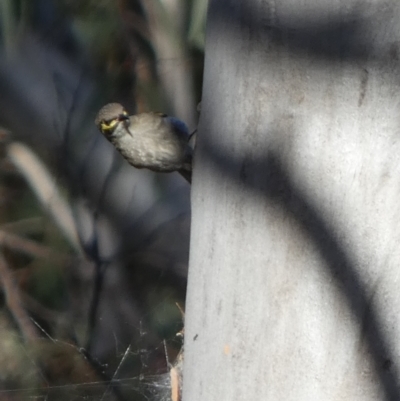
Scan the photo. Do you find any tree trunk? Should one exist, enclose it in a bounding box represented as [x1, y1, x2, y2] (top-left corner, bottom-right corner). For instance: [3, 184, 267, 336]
[183, 0, 400, 400]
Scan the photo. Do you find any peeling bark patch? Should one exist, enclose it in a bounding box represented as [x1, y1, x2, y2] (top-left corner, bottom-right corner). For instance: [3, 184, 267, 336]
[358, 68, 369, 107]
[224, 344, 231, 355]
[170, 365, 181, 401]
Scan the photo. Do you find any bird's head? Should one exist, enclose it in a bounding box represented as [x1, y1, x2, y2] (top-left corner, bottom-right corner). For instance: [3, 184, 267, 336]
[95, 103, 130, 137]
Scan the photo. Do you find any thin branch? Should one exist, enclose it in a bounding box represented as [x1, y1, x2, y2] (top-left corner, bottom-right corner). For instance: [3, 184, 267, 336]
[85, 258, 106, 353]
[0, 229, 70, 261]
[7, 142, 83, 255]
[0, 250, 38, 342]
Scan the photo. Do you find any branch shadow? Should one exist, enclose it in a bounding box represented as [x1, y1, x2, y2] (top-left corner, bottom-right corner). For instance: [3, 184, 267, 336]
[199, 132, 400, 398]
[211, 0, 400, 68]
[199, 2, 400, 397]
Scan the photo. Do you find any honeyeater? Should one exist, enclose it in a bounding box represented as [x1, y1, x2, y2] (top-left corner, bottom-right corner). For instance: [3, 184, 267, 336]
[95, 103, 193, 183]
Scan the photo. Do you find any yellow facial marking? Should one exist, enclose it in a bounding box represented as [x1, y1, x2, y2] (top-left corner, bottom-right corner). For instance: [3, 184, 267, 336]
[100, 118, 119, 134]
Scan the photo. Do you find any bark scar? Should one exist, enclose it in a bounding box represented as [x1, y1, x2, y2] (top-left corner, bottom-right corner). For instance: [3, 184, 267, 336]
[358, 68, 369, 107]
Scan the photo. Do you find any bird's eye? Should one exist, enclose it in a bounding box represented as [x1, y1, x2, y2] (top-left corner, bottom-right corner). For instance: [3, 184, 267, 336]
[118, 112, 129, 121]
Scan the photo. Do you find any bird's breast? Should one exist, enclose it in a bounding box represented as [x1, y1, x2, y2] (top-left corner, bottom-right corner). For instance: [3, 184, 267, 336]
[111, 124, 187, 172]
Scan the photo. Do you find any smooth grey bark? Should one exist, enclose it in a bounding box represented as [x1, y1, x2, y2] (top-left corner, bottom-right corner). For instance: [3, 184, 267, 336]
[183, 1, 400, 400]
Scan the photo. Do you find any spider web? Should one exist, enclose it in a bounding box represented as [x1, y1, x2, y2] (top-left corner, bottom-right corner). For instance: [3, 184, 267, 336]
[0, 316, 183, 401]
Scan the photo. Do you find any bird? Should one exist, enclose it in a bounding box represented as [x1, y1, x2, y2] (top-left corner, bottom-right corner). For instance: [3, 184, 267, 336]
[95, 103, 193, 183]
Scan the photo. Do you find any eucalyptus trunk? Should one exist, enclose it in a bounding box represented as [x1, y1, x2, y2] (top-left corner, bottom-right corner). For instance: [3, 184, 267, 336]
[184, 1, 400, 400]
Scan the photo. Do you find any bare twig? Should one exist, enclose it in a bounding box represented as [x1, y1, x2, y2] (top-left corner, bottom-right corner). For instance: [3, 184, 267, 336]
[21, 291, 67, 324]
[0, 229, 70, 261]
[7, 142, 83, 255]
[0, 250, 38, 342]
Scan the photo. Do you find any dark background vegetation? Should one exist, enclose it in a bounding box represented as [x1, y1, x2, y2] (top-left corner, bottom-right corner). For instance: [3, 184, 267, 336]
[0, 0, 206, 399]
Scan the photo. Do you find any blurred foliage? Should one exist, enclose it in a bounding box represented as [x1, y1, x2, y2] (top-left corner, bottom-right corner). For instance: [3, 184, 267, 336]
[0, 0, 206, 400]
